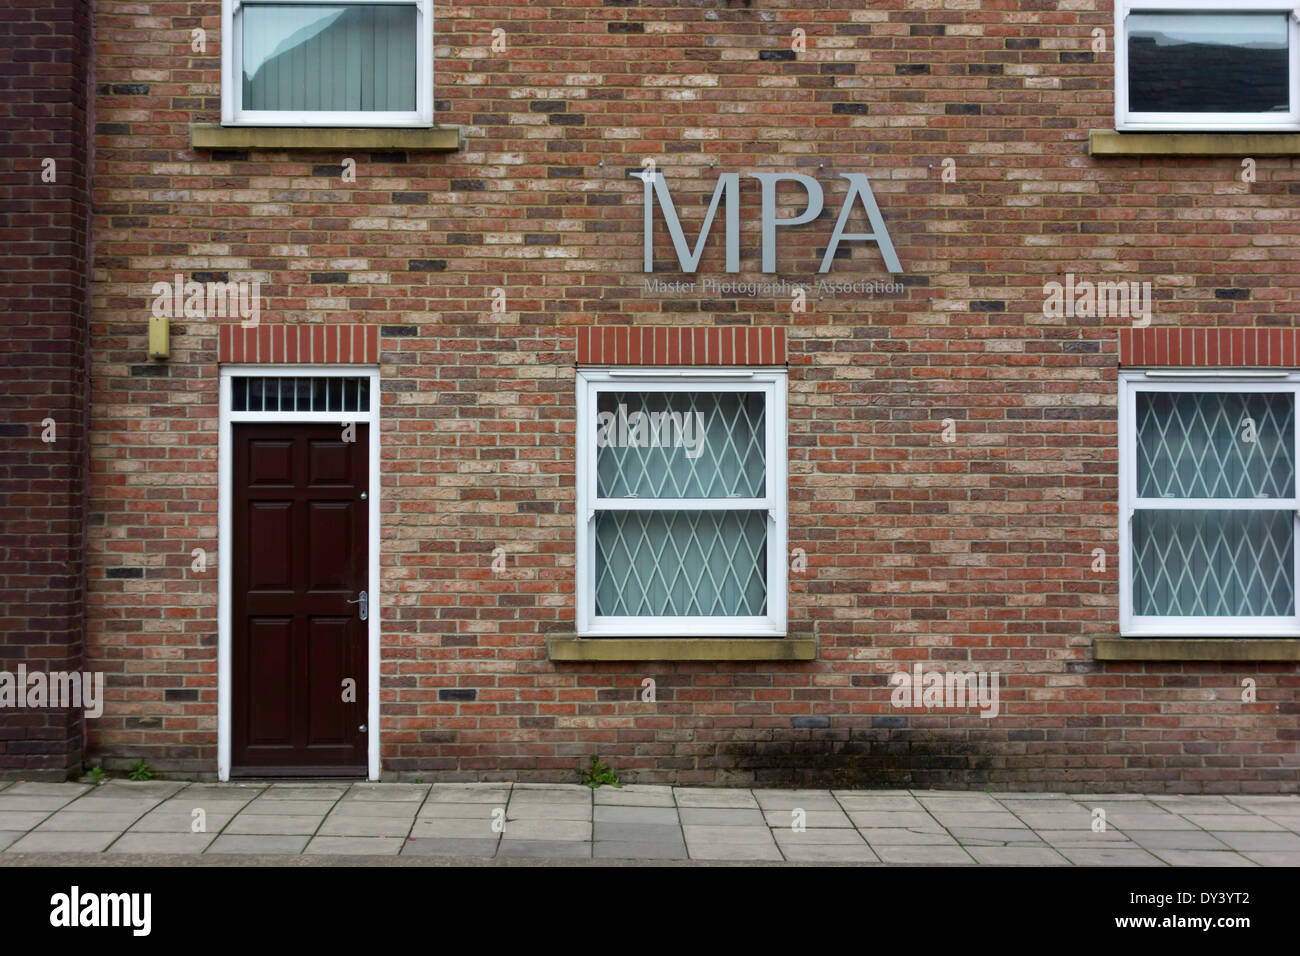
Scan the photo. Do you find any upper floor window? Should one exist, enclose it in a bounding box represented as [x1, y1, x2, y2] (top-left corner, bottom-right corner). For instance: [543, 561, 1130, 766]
[222, 0, 433, 127]
[1115, 2, 1300, 132]
[1119, 372, 1300, 637]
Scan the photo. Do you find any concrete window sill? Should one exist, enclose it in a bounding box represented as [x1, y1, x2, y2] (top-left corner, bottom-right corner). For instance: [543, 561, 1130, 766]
[190, 123, 461, 152]
[547, 635, 817, 662]
[1089, 130, 1300, 157]
[1094, 637, 1300, 662]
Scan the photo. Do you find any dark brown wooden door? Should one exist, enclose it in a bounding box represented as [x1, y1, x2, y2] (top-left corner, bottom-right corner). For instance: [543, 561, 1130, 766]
[232, 423, 368, 776]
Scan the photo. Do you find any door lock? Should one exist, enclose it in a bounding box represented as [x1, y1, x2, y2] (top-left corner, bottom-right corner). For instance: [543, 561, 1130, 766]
[346, 590, 368, 621]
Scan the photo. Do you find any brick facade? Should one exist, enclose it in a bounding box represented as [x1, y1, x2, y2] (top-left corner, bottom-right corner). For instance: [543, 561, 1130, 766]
[54, 1, 1300, 790]
[0, 0, 92, 778]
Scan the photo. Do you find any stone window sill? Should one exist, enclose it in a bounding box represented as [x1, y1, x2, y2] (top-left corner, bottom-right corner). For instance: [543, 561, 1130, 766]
[547, 635, 817, 662]
[1089, 130, 1300, 157]
[1094, 637, 1300, 662]
[190, 123, 460, 152]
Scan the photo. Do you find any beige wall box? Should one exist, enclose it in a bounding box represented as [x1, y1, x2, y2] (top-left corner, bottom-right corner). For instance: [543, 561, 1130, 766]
[148, 315, 169, 360]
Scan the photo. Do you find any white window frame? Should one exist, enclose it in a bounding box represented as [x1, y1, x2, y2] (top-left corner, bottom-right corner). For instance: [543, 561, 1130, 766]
[221, 0, 433, 127]
[1115, 0, 1300, 131]
[1119, 370, 1300, 637]
[217, 365, 382, 780]
[576, 368, 788, 638]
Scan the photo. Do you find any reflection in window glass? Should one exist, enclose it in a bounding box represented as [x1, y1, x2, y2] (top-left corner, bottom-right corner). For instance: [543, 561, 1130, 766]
[1127, 14, 1289, 114]
[242, 4, 417, 112]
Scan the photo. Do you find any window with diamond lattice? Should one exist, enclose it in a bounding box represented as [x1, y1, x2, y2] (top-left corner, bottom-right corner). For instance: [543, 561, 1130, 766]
[576, 370, 787, 637]
[1120, 375, 1300, 637]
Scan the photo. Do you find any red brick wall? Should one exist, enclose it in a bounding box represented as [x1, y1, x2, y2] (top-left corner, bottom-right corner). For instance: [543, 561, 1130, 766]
[0, 0, 92, 778]
[83, 1, 1299, 790]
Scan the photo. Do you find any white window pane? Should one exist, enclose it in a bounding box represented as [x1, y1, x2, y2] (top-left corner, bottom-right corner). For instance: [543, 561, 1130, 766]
[1132, 510, 1294, 617]
[242, 4, 417, 112]
[595, 391, 766, 498]
[1127, 14, 1289, 114]
[595, 510, 768, 616]
[1137, 392, 1294, 499]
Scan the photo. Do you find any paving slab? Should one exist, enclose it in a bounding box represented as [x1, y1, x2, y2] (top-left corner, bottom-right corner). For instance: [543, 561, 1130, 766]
[1211, 831, 1300, 853]
[504, 802, 592, 821]
[1094, 813, 1196, 831]
[496, 840, 592, 860]
[501, 819, 591, 841]
[594, 822, 684, 843]
[1125, 830, 1230, 851]
[1178, 814, 1285, 831]
[241, 799, 338, 816]
[947, 827, 1045, 846]
[1154, 850, 1258, 867]
[329, 800, 425, 818]
[857, 827, 956, 846]
[993, 799, 1082, 814]
[926, 810, 1025, 829]
[108, 833, 217, 854]
[206, 834, 311, 854]
[0, 795, 83, 812]
[0, 783, 90, 798]
[780, 843, 880, 863]
[317, 815, 413, 838]
[763, 809, 853, 829]
[593, 841, 688, 860]
[410, 818, 498, 839]
[845, 810, 937, 829]
[128, 811, 237, 833]
[775, 828, 869, 847]
[1015, 812, 1101, 831]
[400, 837, 501, 857]
[966, 846, 1071, 866]
[674, 788, 759, 809]
[1059, 847, 1166, 866]
[678, 807, 766, 827]
[341, 784, 429, 802]
[36, 811, 144, 832]
[0, 811, 54, 831]
[1035, 831, 1140, 849]
[423, 785, 512, 804]
[1241, 851, 1300, 866]
[261, 785, 349, 800]
[7, 831, 118, 853]
[305, 836, 403, 855]
[223, 814, 323, 835]
[682, 825, 778, 846]
[872, 845, 975, 865]
[415, 802, 500, 820]
[593, 806, 679, 825]
[833, 795, 923, 812]
[687, 841, 783, 862]
[82, 781, 186, 799]
[0, 831, 23, 851]
[753, 790, 843, 811]
[593, 785, 675, 807]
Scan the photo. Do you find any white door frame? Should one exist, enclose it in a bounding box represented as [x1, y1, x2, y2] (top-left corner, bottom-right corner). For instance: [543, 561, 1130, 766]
[217, 365, 381, 781]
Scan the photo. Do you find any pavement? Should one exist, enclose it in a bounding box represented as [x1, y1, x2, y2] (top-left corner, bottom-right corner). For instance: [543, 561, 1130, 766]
[1, 779, 1298, 865]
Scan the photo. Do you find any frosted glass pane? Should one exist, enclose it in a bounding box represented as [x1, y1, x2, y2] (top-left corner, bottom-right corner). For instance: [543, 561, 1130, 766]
[1137, 392, 1294, 499]
[242, 4, 416, 112]
[596, 391, 765, 499]
[1133, 510, 1293, 617]
[595, 511, 767, 617]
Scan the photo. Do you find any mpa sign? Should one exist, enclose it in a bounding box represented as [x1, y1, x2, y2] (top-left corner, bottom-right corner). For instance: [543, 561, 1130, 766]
[632, 169, 903, 275]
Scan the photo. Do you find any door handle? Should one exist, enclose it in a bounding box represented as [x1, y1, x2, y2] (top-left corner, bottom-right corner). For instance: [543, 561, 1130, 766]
[346, 590, 368, 622]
